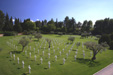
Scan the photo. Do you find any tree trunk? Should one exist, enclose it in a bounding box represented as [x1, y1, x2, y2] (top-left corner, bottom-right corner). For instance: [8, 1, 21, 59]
[92, 54, 96, 61]
[49, 44, 50, 48]
[22, 46, 24, 52]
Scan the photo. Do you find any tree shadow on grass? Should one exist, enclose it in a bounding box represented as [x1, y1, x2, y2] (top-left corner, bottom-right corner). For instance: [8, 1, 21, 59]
[11, 51, 22, 54]
[44, 67, 48, 70]
[66, 42, 72, 44]
[22, 72, 29, 75]
[33, 40, 39, 42]
[76, 58, 100, 67]
[72, 49, 77, 51]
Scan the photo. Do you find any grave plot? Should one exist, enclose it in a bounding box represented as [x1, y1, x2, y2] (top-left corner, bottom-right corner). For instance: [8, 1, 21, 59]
[6, 35, 108, 75]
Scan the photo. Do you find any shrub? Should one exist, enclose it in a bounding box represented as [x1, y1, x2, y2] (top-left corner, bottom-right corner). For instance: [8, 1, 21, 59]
[81, 33, 86, 38]
[57, 32, 63, 35]
[68, 36, 75, 43]
[34, 33, 42, 41]
[110, 41, 113, 50]
[23, 30, 28, 35]
[99, 34, 111, 44]
[50, 31, 54, 34]
[3, 31, 17, 36]
[96, 35, 101, 39]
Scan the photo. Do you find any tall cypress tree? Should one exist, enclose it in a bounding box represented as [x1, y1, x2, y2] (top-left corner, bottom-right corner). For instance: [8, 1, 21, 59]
[13, 18, 22, 32]
[0, 10, 5, 31]
[3, 13, 10, 31]
[9, 16, 13, 31]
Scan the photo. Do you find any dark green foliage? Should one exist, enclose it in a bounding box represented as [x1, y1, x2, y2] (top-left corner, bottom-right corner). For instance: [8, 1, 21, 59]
[2, 13, 10, 31]
[50, 31, 54, 34]
[110, 33, 113, 40]
[3, 31, 17, 36]
[0, 10, 5, 31]
[57, 32, 63, 35]
[99, 34, 111, 44]
[84, 42, 109, 61]
[110, 41, 113, 49]
[19, 37, 29, 52]
[9, 16, 13, 31]
[93, 18, 113, 35]
[23, 30, 29, 35]
[68, 36, 75, 43]
[96, 35, 101, 39]
[81, 20, 92, 32]
[13, 18, 22, 32]
[24, 21, 36, 31]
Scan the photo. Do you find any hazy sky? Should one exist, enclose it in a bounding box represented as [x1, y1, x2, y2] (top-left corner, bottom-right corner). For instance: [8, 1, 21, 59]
[0, 0, 113, 24]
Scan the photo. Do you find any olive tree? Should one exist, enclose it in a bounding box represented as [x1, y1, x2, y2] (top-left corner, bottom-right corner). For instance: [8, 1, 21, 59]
[76, 42, 80, 49]
[34, 33, 42, 41]
[84, 42, 109, 61]
[46, 38, 51, 48]
[19, 37, 29, 52]
[68, 36, 75, 43]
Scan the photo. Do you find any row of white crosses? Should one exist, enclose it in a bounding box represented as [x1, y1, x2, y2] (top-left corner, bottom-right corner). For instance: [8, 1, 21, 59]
[10, 52, 32, 74]
[9, 37, 94, 74]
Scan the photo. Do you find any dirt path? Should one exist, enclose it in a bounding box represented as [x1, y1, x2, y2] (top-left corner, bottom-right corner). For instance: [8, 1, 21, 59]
[0, 34, 3, 37]
[93, 63, 113, 75]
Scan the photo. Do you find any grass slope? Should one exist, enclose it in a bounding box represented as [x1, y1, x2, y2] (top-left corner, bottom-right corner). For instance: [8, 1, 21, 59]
[0, 34, 113, 75]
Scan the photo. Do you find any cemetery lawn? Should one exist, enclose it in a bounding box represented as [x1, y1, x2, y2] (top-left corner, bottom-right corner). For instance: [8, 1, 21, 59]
[0, 34, 113, 75]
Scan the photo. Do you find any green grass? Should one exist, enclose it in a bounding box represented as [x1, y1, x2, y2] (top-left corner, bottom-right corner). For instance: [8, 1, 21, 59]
[0, 34, 113, 75]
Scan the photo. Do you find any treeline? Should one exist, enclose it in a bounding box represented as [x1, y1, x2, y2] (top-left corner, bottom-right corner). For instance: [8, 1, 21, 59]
[93, 18, 113, 35]
[0, 10, 113, 35]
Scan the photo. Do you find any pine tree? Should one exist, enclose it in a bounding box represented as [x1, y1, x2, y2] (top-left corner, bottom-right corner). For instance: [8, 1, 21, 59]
[0, 10, 5, 31]
[13, 18, 22, 32]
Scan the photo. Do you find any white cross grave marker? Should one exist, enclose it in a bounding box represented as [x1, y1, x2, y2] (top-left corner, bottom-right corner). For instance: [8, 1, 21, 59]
[53, 50, 55, 54]
[34, 55, 36, 61]
[59, 51, 61, 56]
[10, 52, 12, 58]
[62, 49, 64, 53]
[48, 61, 51, 68]
[66, 53, 68, 58]
[17, 57, 19, 64]
[63, 58, 66, 64]
[75, 55, 77, 61]
[55, 55, 57, 61]
[42, 51, 44, 56]
[25, 50, 27, 55]
[40, 57, 43, 64]
[28, 65, 31, 74]
[29, 52, 31, 58]
[48, 53, 50, 58]
[22, 61, 24, 68]
[13, 54, 15, 60]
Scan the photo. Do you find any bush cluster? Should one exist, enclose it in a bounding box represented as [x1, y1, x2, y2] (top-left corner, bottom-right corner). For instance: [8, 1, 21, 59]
[3, 31, 17, 36]
[99, 33, 113, 50]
